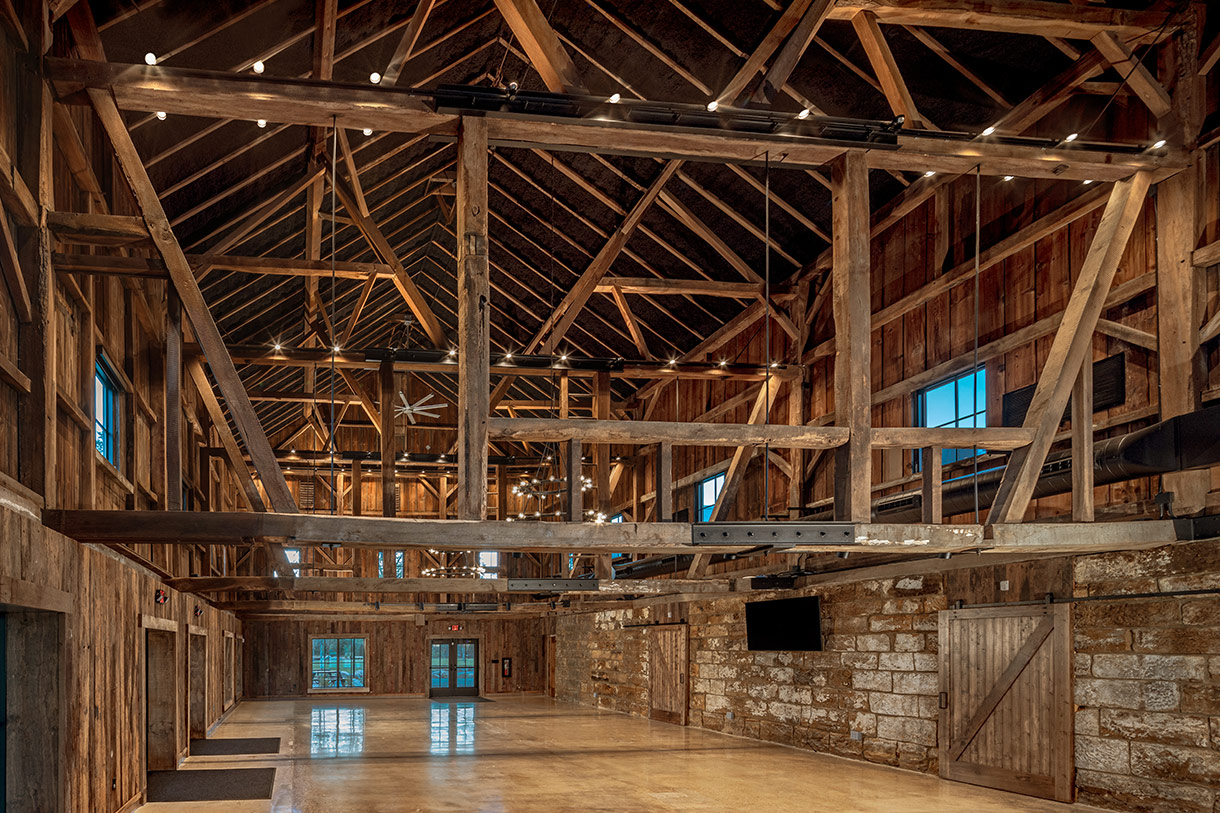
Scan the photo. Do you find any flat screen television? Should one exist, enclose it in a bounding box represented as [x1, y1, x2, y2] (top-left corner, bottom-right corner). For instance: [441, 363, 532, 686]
[745, 596, 823, 651]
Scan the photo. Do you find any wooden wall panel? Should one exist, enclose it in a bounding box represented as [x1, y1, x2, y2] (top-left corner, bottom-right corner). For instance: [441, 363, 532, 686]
[242, 615, 548, 698]
[0, 488, 241, 812]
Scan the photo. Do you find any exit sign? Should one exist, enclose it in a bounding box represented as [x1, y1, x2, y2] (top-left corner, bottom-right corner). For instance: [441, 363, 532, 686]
[448, 624, 461, 631]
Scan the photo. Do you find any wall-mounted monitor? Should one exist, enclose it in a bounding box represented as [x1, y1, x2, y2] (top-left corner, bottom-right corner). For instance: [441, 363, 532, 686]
[745, 596, 823, 651]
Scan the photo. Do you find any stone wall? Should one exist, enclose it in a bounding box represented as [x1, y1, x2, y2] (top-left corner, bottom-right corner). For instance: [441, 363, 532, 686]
[555, 541, 1220, 812]
[556, 573, 947, 773]
[1072, 540, 1220, 813]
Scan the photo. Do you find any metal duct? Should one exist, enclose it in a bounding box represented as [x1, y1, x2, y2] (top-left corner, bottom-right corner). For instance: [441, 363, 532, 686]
[809, 404, 1220, 523]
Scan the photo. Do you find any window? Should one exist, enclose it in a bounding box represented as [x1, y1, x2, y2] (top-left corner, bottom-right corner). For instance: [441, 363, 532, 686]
[915, 367, 987, 469]
[477, 551, 499, 579]
[285, 547, 302, 577]
[378, 550, 405, 578]
[310, 637, 366, 690]
[696, 473, 726, 522]
[609, 513, 624, 523]
[94, 359, 121, 468]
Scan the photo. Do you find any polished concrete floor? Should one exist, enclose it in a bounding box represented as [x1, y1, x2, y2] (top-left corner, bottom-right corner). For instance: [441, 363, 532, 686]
[139, 696, 1102, 812]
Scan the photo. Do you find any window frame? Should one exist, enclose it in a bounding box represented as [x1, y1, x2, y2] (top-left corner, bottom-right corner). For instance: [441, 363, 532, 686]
[377, 550, 405, 579]
[308, 635, 370, 694]
[477, 551, 500, 579]
[284, 547, 302, 577]
[94, 356, 123, 470]
[695, 472, 726, 523]
[913, 366, 987, 472]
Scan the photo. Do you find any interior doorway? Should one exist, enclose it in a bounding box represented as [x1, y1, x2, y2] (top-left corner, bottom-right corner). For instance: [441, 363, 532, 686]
[3, 609, 64, 811]
[146, 628, 179, 772]
[429, 639, 479, 698]
[188, 632, 207, 740]
[648, 625, 688, 725]
[938, 603, 1072, 802]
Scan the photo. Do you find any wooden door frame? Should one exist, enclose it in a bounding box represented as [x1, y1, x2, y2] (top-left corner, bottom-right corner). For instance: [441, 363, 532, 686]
[427, 634, 483, 698]
[545, 634, 557, 698]
[938, 602, 1072, 802]
[187, 629, 208, 740]
[143, 625, 180, 772]
[648, 624, 689, 726]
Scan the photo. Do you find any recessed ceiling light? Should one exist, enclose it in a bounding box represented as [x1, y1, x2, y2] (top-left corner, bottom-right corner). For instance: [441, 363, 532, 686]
[981, 125, 996, 136]
[257, 119, 267, 128]
[144, 52, 157, 65]
[1151, 139, 1166, 149]
[156, 111, 166, 120]
[1003, 175, 1014, 182]
[252, 60, 265, 74]
[363, 128, 373, 136]
[370, 72, 382, 84]
[608, 92, 621, 103]
[706, 100, 719, 112]
[1064, 132, 1078, 143]
[797, 108, 810, 120]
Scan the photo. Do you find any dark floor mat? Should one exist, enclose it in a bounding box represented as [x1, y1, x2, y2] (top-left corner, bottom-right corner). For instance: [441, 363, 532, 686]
[430, 696, 490, 703]
[146, 768, 276, 802]
[190, 737, 281, 756]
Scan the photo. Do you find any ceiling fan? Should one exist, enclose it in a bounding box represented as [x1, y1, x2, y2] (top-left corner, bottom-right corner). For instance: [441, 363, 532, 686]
[395, 390, 447, 424]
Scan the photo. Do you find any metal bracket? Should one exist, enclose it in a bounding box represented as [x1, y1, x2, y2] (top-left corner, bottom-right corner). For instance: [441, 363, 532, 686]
[691, 522, 855, 546]
[507, 578, 600, 592]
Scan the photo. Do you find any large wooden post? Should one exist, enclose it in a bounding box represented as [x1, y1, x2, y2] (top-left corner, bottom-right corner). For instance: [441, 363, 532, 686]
[1071, 361, 1094, 522]
[831, 151, 871, 522]
[1156, 14, 1207, 515]
[566, 439, 583, 521]
[380, 358, 396, 517]
[456, 116, 489, 520]
[15, 5, 54, 504]
[656, 441, 673, 521]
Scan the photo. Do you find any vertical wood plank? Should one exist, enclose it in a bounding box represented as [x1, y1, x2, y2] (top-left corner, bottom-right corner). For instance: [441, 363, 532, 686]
[1071, 359, 1094, 521]
[380, 358, 395, 517]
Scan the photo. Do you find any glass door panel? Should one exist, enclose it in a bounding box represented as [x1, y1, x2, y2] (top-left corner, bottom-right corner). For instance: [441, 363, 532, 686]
[429, 639, 479, 697]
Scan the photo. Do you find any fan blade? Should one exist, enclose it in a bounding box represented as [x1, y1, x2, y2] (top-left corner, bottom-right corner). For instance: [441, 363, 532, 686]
[416, 393, 435, 406]
[406, 411, 416, 424]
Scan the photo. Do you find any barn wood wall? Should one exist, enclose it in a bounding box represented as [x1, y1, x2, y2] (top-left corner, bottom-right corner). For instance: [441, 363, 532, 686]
[242, 615, 549, 697]
[0, 490, 242, 813]
[610, 155, 1220, 533]
[555, 540, 1220, 813]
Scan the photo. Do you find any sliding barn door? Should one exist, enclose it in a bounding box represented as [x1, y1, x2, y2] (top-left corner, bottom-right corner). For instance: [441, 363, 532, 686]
[648, 625, 688, 725]
[939, 603, 1072, 802]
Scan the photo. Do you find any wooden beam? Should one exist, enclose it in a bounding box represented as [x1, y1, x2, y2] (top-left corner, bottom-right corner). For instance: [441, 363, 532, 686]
[456, 116, 489, 520]
[382, 0, 435, 86]
[48, 59, 1176, 181]
[921, 447, 942, 524]
[492, 0, 588, 93]
[1095, 317, 1157, 351]
[165, 293, 183, 510]
[750, 0, 835, 105]
[1091, 32, 1172, 118]
[46, 510, 1029, 554]
[851, 11, 931, 129]
[165, 574, 734, 594]
[656, 441, 673, 521]
[869, 427, 1035, 450]
[715, 0, 818, 105]
[330, 171, 447, 347]
[566, 438, 582, 521]
[609, 285, 651, 359]
[380, 358, 396, 517]
[831, 151, 871, 522]
[688, 376, 783, 577]
[68, 6, 297, 513]
[989, 171, 1152, 523]
[0, 202, 31, 321]
[1071, 361, 1094, 522]
[487, 417, 847, 448]
[311, 0, 336, 80]
[186, 361, 263, 512]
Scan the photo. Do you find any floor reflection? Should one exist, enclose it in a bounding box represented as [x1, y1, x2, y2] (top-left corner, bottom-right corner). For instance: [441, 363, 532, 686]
[311, 707, 366, 757]
[429, 703, 476, 755]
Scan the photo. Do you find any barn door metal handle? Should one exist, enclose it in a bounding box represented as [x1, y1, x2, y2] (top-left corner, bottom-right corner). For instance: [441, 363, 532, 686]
[680, 673, 686, 684]
[938, 692, 948, 709]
